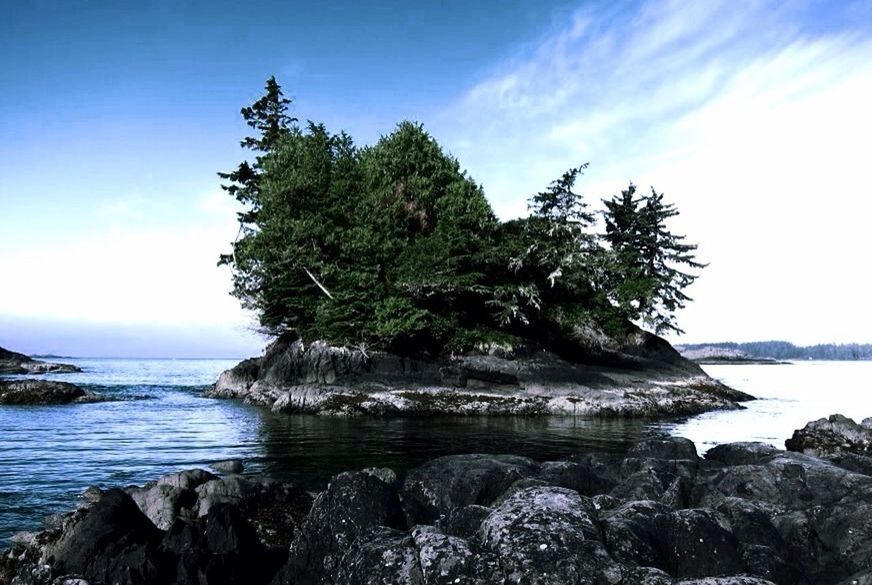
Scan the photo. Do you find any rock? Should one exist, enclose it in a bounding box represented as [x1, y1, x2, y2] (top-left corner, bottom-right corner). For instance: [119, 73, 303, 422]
[161, 504, 281, 585]
[479, 486, 607, 583]
[0, 346, 81, 375]
[206, 332, 754, 417]
[127, 482, 196, 530]
[0, 380, 101, 405]
[330, 526, 423, 585]
[46, 489, 166, 585]
[537, 459, 617, 496]
[410, 525, 499, 584]
[629, 436, 699, 461]
[196, 476, 259, 517]
[704, 442, 779, 466]
[273, 469, 406, 584]
[786, 414, 872, 457]
[434, 504, 492, 539]
[401, 454, 538, 525]
[9, 418, 872, 585]
[212, 459, 245, 474]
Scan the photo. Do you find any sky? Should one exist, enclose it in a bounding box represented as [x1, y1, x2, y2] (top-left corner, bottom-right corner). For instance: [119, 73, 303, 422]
[1, 0, 870, 357]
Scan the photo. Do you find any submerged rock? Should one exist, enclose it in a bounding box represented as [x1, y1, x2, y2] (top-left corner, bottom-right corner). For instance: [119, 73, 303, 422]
[0, 380, 102, 405]
[7, 419, 872, 585]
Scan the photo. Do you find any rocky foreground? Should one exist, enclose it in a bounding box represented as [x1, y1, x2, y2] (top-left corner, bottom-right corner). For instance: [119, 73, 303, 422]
[208, 333, 752, 416]
[5, 417, 872, 585]
[0, 347, 80, 375]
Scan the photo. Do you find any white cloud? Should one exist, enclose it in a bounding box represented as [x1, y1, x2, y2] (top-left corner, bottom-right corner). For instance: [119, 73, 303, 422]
[437, 0, 872, 344]
[0, 192, 256, 329]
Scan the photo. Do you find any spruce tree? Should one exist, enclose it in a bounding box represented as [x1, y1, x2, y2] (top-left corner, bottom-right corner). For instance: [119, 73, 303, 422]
[638, 188, 706, 334]
[602, 184, 705, 335]
[217, 76, 297, 319]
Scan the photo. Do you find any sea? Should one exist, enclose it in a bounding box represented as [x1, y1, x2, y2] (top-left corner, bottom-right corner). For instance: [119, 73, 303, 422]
[0, 358, 870, 545]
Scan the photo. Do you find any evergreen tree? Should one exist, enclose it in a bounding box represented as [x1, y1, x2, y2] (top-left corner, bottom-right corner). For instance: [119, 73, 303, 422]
[217, 76, 298, 322]
[601, 183, 657, 322]
[602, 185, 705, 334]
[218, 76, 296, 246]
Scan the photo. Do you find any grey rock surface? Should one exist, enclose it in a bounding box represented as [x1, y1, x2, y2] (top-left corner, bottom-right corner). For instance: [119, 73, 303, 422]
[8, 422, 872, 585]
[207, 334, 753, 417]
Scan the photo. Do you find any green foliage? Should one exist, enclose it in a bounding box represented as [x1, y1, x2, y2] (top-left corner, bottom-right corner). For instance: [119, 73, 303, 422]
[602, 184, 706, 334]
[219, 77, 706, 354]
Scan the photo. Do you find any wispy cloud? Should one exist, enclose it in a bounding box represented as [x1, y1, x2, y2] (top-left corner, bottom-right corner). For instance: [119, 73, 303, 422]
[438, 0, 872, 343]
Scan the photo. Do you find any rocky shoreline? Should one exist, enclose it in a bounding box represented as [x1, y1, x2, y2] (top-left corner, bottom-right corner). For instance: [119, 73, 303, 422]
[5, 416, 872, 585]
[0, 347, 80, 375]
[207, 333, 753, 417]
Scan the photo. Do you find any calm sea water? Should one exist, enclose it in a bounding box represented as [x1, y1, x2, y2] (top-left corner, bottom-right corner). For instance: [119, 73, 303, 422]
[0, 358, 869, 544]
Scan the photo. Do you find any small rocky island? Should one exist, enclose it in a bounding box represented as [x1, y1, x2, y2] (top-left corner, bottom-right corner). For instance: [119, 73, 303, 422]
[208, 329, 752, 417]
[4, 415, 872, 585]
[0, 380, 101, 405]
[0, 347, 80, 375]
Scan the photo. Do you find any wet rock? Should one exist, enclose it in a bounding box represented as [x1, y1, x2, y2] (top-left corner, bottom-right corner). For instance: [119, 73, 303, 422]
[401, 454, 537, 525]
[212, 460, 245, 474]
[786, 414, 872, 457]
[0, 381, 101, 405]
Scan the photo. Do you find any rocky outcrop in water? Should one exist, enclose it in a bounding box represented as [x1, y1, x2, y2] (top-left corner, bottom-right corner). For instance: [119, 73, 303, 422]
[207, 332, 752, 417]
[6, 421, 872, 584]
[0, 380, 102, 405]
[0, 347, 81, 375]
[785, 414, 872, 476]
[675, 346, 785, 365]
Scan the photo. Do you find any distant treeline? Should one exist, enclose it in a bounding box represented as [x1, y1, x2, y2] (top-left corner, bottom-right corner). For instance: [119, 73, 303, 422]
[681, 341, 872, 361]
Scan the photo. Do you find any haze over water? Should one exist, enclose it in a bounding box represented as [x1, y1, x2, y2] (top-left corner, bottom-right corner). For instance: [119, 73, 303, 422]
[1, 358, 870, 544]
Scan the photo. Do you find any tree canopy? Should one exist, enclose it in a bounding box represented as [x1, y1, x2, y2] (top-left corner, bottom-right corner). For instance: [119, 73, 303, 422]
[219, 77, 705, 354]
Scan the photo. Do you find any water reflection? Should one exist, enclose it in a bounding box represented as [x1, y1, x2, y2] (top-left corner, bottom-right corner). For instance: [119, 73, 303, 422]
[250, 413, 651, 487]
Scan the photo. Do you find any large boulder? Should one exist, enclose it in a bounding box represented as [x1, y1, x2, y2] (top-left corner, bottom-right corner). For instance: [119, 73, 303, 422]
[478, 486, 609, 584]
[45, 489, 166, 585]
[273, 469, 406, 584]
[0, 380, 101, 405]
[785, 414, 872, 457]
[400, 454, 538, 525]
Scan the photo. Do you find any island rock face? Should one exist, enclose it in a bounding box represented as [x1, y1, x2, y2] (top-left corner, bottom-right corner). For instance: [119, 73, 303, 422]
[0, 380, 102, 405]
[207, 329, 752, 417]
[0, 346, 81, 375]
[5, 423, 872, 584]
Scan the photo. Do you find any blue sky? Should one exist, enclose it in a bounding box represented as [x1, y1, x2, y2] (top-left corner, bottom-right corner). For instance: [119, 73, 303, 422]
[1, 0, 871, 357]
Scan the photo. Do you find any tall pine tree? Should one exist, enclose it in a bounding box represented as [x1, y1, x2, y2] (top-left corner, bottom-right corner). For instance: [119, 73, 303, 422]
[602, 184, 705, 334]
